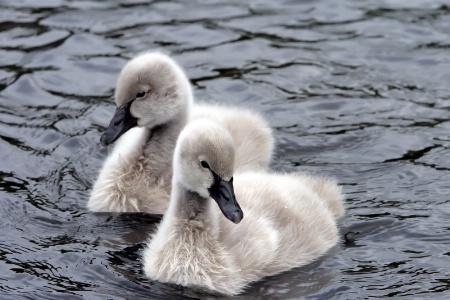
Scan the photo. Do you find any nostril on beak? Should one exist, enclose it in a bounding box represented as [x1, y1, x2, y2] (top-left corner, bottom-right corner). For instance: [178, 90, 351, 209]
[220, 186, 230, 201]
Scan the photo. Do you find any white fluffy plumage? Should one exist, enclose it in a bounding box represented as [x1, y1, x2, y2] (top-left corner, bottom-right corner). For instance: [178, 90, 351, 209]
[143, 118, 345, 295]
[88, 52, 274, 214]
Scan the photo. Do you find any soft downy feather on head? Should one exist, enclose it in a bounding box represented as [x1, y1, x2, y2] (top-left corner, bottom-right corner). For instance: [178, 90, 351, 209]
[116, 52, 193, 126]
[101, 51, 194, 146]
[170, 118, 243, 224]
[173, 118, 235, 199]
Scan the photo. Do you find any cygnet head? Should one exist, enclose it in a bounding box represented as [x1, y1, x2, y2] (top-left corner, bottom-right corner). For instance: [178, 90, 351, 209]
[100, 52, 193, 146]
[174, 118, 243, 224]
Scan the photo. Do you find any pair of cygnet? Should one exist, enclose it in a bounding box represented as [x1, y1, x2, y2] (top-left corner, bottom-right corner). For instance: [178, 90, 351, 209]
[89, 52, 345, 295]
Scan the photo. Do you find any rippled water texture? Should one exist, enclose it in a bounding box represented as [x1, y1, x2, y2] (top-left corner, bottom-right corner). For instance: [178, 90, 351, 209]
[1, 0, 450, 299]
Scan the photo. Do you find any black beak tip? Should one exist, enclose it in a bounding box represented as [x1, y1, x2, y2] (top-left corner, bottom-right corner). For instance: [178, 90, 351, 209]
[231, 210, 243, 224]
[100, 133, 109, 147]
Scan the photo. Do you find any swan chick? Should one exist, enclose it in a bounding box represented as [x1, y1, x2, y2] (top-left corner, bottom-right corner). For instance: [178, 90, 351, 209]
[88, 52, 192, 213]
[88, 52, 274, 214]
[143, 118, 345, 295]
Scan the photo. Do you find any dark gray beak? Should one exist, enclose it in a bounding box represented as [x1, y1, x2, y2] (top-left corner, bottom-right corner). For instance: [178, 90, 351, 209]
[100, 101, 138, 146]
[208, 173, 243, 224]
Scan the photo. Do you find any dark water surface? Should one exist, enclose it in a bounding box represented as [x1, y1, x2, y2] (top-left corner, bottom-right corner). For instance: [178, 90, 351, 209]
[1, 0, 450, 299]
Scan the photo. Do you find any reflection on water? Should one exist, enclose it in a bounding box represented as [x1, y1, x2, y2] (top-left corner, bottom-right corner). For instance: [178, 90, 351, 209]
[1, 0, 450, 299]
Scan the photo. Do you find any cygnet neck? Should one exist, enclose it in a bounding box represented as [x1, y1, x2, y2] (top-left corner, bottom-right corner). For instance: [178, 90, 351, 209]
[167, 181, 217, 229]
[141, 97, 191, 169]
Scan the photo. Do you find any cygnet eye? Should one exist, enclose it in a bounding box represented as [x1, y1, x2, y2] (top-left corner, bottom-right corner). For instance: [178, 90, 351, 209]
[136, 91, 146, 98]
[200, 161, 210, 169]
